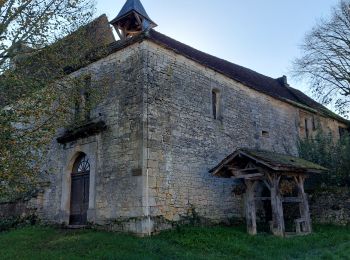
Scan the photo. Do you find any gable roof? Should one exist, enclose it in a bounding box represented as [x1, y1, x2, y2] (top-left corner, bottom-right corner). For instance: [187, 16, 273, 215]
[110, 0, 155, 25]
[73, 27, 348, 124]
[210, 149, 327, 176]
[145, 30, 348, 124]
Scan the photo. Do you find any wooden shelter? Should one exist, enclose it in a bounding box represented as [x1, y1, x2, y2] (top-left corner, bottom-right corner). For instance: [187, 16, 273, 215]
[211, 149, 327, 237]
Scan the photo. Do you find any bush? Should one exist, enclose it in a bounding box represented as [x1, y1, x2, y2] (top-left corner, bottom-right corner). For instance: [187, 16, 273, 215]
[298, 131, 350, 188]
[0, 215, 37, 232]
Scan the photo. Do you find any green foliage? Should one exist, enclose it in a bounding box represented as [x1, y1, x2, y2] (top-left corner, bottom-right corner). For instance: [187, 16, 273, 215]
[0, 9, 113, 200]
[298, 131, 350, 188]
[0, 0, 95, 73]
[0, 215, 37, 232]
[0, 69, 108, 200]
[0, 225, 349, 259]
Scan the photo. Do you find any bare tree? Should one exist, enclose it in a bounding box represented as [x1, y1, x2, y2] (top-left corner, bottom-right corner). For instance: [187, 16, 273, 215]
[293, 0, 350, 117]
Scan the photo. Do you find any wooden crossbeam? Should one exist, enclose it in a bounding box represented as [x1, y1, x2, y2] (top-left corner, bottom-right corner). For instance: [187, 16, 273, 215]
[239, 168, 259, 172]
[231, 173, 263, 179]
[254, 197, 271, 201]
[283, 197, 302, 203]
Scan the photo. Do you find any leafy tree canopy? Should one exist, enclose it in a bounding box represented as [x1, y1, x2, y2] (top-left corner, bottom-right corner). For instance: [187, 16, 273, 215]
[0, 0, 115, 201]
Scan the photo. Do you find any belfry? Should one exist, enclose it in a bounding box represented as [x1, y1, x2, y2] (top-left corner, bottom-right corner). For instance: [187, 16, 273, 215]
[110, 0, 157, 39]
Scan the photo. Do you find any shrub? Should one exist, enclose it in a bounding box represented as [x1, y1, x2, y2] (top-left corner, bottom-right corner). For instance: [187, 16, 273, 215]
[298, 130, 350, 188]
[0, 215, 37, 232]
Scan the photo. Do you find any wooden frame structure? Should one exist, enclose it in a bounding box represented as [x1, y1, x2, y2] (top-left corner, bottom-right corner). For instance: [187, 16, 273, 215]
[110, 0, 157, 40]
[211, 149, 327, 237]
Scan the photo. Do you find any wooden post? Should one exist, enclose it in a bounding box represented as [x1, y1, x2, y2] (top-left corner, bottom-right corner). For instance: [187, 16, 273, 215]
[244, 180, 258, 235]
[268, 173, 285, 237]
[294, 176, 312, 234]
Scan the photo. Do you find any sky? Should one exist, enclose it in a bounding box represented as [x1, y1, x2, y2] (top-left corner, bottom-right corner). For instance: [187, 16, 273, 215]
[96, 0, 339, 97]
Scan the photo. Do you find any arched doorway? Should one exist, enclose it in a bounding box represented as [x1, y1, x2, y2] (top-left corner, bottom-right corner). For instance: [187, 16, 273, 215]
[69, 153, 90, 225]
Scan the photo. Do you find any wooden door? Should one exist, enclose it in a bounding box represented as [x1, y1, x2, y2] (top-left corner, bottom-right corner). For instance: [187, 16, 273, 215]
[69, 154, 90, 225]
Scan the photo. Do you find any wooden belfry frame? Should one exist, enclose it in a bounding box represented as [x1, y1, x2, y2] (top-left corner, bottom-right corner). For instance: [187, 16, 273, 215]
[211, 149, 326, 237]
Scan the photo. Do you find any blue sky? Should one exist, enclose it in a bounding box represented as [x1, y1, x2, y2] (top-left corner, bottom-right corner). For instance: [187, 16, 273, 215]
[96, 0, 339, 96]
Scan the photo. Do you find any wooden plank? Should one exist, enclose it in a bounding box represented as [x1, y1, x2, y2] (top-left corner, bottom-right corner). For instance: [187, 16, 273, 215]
[283, 197, 302, 203]
[245, 180, 258, 236]
[255, 197, 271, 201]
[115, 28, 123, 39]
[231, 173, 263, 179]
[262, 180, 271, 191]
[270, 174, 285, 237]
[134, 11, 142, 25]
[239, 168, 260, 172]
[295, 175, 312, 233]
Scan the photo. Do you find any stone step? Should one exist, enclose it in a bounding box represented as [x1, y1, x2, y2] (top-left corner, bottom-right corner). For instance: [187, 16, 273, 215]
[65, 225, 88, 229]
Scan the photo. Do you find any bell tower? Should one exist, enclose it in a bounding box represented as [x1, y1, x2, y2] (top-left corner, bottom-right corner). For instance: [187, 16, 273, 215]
[110, 0, 157, 40]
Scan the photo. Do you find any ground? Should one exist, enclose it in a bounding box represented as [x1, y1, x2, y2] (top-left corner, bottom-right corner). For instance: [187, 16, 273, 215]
[0, 225, 349, 259]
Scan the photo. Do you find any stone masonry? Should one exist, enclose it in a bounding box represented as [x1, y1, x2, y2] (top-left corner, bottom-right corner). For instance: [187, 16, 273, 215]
[36, 38, 348, 235]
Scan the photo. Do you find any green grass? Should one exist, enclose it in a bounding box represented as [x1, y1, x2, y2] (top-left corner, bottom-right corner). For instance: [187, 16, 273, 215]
[0, 225, 349, 259]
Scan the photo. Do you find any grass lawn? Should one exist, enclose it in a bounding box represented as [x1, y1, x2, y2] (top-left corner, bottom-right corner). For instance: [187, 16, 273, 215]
[0, 225, 349, 259]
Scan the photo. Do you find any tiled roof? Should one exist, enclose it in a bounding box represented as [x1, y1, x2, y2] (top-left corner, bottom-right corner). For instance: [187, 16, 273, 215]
[76, 27, 349, 124]
[146, 30, 346, 122]
[210, 148, 327, 176]
[110, 0, 155, 25]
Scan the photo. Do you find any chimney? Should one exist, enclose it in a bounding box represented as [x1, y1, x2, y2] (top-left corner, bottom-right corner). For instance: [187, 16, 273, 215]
[276, 75, 289, 87]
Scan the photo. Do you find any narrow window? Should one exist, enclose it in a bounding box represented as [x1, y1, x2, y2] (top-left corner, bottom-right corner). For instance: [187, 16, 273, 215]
[262, 131, 270, 138]
[212, 89, 220, 120]
[82, 75, 91, 120]
[339, 127, 349, 138]
[312, 116, 316, 131]
[75, 75, 91, 122]
[305, 119, 309, 138]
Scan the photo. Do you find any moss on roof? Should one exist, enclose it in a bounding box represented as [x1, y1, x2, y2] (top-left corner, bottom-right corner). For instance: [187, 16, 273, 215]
[241, 149, 327, 172]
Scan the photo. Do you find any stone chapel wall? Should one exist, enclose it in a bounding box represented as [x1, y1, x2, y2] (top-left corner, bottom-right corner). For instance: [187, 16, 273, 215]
[36, 39, 348, 234]
[40, 43, 150, 233]
[141, 41, 301, 226]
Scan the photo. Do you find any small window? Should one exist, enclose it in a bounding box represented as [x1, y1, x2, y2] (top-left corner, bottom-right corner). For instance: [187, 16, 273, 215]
[74, 75, 91, 121]
[212, 89, 220, 120]
[339, 127, 350, 138]
[312, 116, 317, 131]
[305, 119, 309, 139]
[82, 76, 91, 120]
[262, 131, 270, 137]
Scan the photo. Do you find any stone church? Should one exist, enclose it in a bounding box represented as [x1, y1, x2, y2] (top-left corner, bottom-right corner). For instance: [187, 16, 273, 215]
[36, 0, 349, 235]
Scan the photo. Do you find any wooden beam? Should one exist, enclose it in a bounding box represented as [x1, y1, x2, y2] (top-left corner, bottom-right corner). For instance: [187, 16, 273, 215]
[134, 11, 142, 25]
[255, 197, 271, 201]
[283, 197, 302, 203]
[263, 180, 271, 191]
[231, 173, 263, 180]
[228, 167, 260, 173]
[245, 180, 258, 236]
[239, 168, 260, 172]
[115, 28, 123, 40]
[294, 175, 312, 234]
[270, 174, 285, 237]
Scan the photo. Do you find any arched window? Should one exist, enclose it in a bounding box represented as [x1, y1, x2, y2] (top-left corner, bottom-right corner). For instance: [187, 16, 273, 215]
[70, 153, 90, 225]
[212, 89, 221, 120]
[72, 154, 90, 175]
